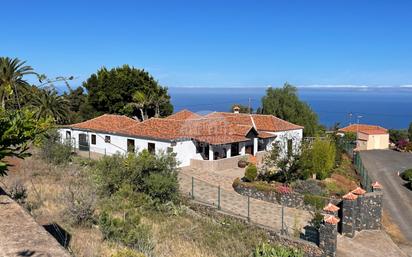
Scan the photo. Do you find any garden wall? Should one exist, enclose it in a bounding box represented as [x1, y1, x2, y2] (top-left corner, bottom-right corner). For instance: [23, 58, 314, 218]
[233, 179, 328, 211]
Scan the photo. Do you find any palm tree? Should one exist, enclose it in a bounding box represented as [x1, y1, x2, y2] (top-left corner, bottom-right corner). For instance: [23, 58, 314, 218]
[30, 87, 69, 124]
[125, 91, 154, 121]
[0, 57, 37, 109]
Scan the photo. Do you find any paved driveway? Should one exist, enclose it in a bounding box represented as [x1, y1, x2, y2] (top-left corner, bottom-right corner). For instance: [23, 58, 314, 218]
[360, 150, 412, 247]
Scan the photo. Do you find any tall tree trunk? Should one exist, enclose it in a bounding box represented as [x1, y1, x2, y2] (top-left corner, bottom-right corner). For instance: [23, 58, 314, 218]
[139, 108, 145, 121]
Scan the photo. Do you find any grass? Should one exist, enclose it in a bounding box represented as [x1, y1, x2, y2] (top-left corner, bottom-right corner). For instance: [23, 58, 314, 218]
[3, 153, 270, 257]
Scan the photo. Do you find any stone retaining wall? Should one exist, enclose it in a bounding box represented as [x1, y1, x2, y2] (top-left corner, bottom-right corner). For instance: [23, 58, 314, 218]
[233, 180, 313, 210]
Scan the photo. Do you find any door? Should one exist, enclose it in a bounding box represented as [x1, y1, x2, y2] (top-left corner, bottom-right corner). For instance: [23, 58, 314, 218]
[245, 145, 253, 155]
[231, 143, 239, 156]
[78, 133, 89, 151]
[127, 139, 135, 153]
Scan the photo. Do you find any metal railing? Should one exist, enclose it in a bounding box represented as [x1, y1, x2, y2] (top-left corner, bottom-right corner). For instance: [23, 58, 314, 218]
[179, 172, 309, 236]
[341, 141, 373, 192]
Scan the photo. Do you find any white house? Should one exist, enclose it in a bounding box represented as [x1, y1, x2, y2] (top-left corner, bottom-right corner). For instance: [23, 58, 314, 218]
[59, 109, 303, 167]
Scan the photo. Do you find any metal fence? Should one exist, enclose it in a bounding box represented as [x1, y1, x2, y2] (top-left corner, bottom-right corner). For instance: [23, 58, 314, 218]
[341, 141, 373, 192]
[179, 172, 312, 237]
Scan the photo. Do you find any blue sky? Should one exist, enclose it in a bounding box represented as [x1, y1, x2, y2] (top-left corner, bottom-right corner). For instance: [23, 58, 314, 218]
[3, 0, 412, 88]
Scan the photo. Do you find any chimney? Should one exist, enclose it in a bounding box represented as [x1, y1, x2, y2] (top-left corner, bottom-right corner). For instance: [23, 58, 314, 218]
[233, 105, 240, 114]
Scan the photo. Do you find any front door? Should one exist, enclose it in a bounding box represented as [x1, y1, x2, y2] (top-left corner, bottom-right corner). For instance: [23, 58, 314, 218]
[245, 145, 253, 155]
[78, 133, 89, 151]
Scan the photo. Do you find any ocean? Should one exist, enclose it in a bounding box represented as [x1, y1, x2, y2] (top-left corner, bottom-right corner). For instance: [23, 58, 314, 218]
[168, 86, 412, 129]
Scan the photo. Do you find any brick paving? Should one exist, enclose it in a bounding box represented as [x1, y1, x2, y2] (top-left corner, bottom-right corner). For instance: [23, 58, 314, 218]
[178, 167, 313, 234]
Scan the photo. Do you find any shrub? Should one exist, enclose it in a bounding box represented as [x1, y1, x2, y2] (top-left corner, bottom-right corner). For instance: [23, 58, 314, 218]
[401, 169, 412, 182]
[292, 179, 326, 196]
[60, 177, 97, 226]
[275, 185, 293, 194]
[309, 211, 324, 229]
[324, 180, 346, 196]
[39, 130, 72, 165]
[301, 138, 336, 179]
[99, 211, 154, 256]
[405, 142, 412, 152]
[244, 164, 258, 182]
[93, 150, 180, 203]
[9, 179, 28, 204]
[251, 242, 304, 257]
[143, 172, 179, 204]
[397, 139, 408, 149]
[303, 194, 326, 210]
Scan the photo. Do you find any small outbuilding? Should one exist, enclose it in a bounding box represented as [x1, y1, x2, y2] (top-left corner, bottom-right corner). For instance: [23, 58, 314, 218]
[339, 124, 389, 151]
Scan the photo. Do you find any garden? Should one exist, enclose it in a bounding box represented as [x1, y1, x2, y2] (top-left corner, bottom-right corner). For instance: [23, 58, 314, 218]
[2, 130, 305, 257]
[233, 134, 360, 211]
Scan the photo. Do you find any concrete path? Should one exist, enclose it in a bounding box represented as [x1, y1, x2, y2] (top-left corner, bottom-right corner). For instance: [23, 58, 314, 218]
[337, 230, 408, 257]
[360, 150, 412, 244]
[178, 167, 312, 235]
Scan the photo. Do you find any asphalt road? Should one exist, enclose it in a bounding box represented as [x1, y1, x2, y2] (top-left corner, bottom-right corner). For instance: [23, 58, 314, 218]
[360, 150, 412, 244]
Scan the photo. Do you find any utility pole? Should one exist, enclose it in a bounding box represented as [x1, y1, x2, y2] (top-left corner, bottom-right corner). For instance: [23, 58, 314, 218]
[356, 115, 363, 148]
[248, 98, 251, 114]
[349, 112, 353, 125]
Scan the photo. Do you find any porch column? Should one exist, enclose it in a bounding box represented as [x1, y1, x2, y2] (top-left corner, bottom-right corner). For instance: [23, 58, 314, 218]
[209, 145, 214, 160]
[253, 138, 258, 156]
[226, 146, 231, 158]
[240, 143, 246, 155]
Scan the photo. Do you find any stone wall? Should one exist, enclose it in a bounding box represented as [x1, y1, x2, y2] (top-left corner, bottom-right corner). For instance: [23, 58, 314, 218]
[233, 180, 315, 210]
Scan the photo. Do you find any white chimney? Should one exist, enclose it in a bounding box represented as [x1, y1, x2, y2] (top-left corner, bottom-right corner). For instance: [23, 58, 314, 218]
[233, 105, 240, 114]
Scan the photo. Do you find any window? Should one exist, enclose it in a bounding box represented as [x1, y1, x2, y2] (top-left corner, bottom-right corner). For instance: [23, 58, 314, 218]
[287, 139, 293, 157]
[91, 134, 96, 145]
[105, 136, 111, 143]
[148, 143, 155, 154]
[127, 139, 135, 153]
[65, 131, 71, 139]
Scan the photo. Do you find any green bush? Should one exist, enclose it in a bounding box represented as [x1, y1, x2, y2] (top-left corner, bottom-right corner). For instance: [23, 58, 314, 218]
[251, 242, 304, 257]
[303, 194, 326, 210]
[301, 138, 336, 179]
[324, 180, 346, 196]
[244, 164, 258, 182]
[93, 150, 179, 203]
[143, 172, 179, 204]
[39, 130, 72, 165]
[401, 169, 412, 182]
[292, 179, 326, 196]
[99, 211, 154, 256]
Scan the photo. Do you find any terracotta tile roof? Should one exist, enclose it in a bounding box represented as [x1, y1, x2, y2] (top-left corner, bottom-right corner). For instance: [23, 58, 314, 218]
[118, 117, 256, 145]
[372, 181, 383, 189]
[204, 112, 303, 132]
[342, 192, 358, 200]
[258, 131, 277, 139]
[67, 114, 139, 134]
[324, 215, 340, 225]
[339, 124, 388, 135]
[64, 110, 300, 145]
[323, 203, 340, 212]
[165, 109, 202, 120]
[351, 187, 366, 195]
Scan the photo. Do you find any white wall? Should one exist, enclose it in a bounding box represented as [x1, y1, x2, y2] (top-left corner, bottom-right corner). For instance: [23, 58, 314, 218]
[264, 129, 303, 157]
[58, 128, 199, 167]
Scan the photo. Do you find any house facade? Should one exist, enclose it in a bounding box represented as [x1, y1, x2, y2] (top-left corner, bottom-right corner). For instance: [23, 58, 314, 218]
[59, 110, 303, 167]
[338, 124, 389, 151]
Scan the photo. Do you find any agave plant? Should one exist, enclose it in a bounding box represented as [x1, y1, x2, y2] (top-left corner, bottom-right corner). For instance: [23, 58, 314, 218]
[0, 57, 37, 109]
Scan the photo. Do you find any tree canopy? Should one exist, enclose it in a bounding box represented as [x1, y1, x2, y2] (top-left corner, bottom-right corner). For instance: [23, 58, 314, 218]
[230, 104, 252, 113]
[83, 65, 173, 120]
[261, 83, 321, 136]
